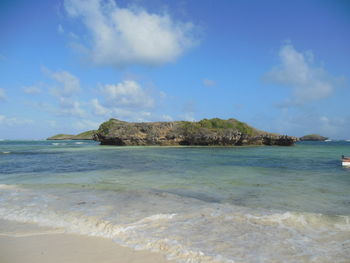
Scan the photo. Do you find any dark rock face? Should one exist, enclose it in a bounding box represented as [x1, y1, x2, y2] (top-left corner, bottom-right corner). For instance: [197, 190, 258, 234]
[94, 118, 298, 146]
[299, 134, 328, 141]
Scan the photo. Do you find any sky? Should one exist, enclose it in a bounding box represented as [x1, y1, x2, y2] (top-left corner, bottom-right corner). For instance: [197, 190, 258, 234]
[0, 0, 349, 139]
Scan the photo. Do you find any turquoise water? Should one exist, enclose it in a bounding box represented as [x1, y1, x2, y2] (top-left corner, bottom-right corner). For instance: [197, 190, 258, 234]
[0, 140, 349, 262]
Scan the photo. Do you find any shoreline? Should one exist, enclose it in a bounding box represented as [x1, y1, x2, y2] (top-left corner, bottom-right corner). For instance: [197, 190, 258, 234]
[0, 219, 174, 263]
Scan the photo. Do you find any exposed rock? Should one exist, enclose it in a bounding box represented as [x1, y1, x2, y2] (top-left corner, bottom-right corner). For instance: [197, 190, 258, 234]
[94, 118, 298, 146]
[47, 130, 96, 140]
[299, 134, 328, 141]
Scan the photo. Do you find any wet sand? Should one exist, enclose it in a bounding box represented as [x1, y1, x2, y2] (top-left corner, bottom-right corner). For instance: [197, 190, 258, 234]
[0, 219, 173, 263]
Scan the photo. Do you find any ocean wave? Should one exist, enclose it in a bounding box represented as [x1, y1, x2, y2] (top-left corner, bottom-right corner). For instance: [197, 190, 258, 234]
[0, 186, 349, 263]
[244, 211, 350, 231]
[52, 143, 67, 146]
[0, 184, 20, 190]
[1, 151, 11, 154]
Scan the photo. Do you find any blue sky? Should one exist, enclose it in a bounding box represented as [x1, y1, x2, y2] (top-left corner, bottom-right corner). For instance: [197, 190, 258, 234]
[0, 0, 349, 139]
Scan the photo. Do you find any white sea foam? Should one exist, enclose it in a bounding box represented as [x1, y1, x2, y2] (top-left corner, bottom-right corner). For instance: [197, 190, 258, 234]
[52, 143, 67, 146]
[75, 142, 84, 145]
[0, 186, 349, 263]
[0, 184, 19, 190]
[1, 151, 10, 154]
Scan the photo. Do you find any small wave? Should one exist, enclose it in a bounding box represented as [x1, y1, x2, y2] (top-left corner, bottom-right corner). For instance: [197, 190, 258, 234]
[52, 143, 67, 146]
[0, 187, 349, 263]
[0, 184, 20, 190]
[245, 211, 350, 231]
[0, 206, 215, 262]
[1, 151, 10, 154]
[75, 142, 84, 145]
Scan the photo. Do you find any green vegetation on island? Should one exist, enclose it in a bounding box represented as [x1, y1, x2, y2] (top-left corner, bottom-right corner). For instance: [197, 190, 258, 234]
[47, 130, 96, 140]
[73, 130, 97, 140]
[47, 134, 75, 140]
[179, 118, 258, 136]
[94, 118, 297, 146]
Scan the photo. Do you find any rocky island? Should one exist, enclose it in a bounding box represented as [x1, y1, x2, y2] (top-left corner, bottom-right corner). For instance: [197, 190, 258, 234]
[93, 118, 298, 146]
[299, 134, 328, 141]
[47, 130, 96, 140]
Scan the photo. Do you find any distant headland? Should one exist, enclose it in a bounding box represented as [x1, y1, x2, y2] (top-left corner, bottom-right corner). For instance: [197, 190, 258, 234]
[47, 130, 96, 140]
[48, 118, 298, 146]
[299, 134, 328, 141]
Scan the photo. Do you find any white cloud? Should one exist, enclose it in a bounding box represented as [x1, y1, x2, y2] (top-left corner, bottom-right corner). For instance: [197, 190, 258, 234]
[40, 69, 85, 117]
[252, 110, 350, 139]
[23, 86, 41, 94]
[91, 98, 110, 116]
[91, 97, 153, 121]
[69, 32, 79, 39]
[203, 79, 216, 87]
[90, 80, 172, 122]
[0, 115, 33, 126]
[58, 97, 85, 117]
[265, 44, 336, 105]
[101, 80, 154, 108]
[64, 0, 197, 67]
[58, 24, 64, 34]
[317, 115, 350, 138]
[47, 70, 80, 98]
[73, 119, 100, 130]
[182, 113, 195, 121]
[180, 100, 196, 121]
[110, 108, 152, 122]
[0, 88, 6, 100]
[161, 114, 173, 121]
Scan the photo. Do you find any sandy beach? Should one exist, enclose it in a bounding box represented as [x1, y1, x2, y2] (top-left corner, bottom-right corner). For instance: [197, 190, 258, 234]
[0, 219, 173, 263]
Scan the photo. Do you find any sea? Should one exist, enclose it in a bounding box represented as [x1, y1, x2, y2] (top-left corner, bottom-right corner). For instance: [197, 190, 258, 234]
[0, 140, 349, 263]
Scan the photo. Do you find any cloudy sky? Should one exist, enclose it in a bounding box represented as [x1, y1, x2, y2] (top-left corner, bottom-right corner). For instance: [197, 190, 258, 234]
[0, 0, 349, 139]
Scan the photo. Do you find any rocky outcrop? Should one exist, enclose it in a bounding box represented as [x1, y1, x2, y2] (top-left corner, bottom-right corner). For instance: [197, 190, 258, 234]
[47, 130, 96, 140]
[94, 118, 298, 146]
[299, 134, 328, 141]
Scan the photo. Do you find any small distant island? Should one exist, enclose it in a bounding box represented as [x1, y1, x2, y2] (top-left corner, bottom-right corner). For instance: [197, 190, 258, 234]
[91, 118, 297, 146]
[47, 130, 96, 140]
[47, 118, 298, 146]
[299, 134, 328, 141]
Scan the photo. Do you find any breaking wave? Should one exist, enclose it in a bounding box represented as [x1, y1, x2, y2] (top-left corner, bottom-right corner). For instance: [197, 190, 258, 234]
[0, 185, 349, 263]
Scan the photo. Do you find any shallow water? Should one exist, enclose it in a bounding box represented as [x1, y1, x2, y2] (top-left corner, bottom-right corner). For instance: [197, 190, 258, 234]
[0, 140, 349, 262]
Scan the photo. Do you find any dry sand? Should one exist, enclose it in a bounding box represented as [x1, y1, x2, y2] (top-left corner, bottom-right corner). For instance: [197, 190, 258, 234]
[0, 219, 174, 263]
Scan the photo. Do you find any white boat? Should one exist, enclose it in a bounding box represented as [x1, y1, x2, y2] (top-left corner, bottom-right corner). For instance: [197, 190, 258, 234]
[342, 156, 350, 167]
